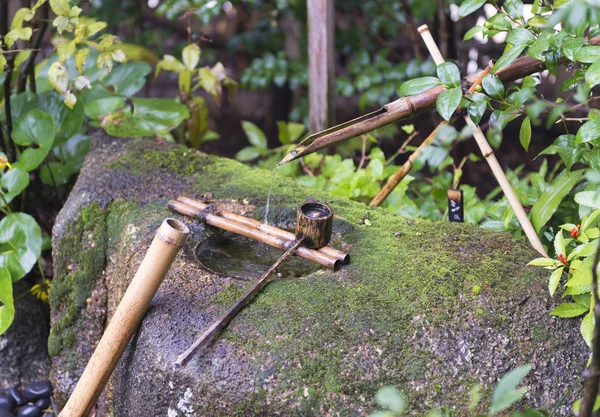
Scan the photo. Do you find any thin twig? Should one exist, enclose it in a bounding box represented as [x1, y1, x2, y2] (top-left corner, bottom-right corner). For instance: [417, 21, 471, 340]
[579, 238, 600, 417]
[17, 1, 49, 93]
[356, 135, 368, 171]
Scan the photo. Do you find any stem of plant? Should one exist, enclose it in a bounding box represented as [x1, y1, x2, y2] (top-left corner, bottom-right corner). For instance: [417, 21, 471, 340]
[578, 238, 600, 417]
[18, 2, 49, 93]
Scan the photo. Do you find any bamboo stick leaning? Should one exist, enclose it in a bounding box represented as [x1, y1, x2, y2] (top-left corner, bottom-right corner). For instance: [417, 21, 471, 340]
[417, 25, 548, 258]
[168, 199, 343, 270]
[59, 218, 190, 417]
[174, 238, 305, 367]
[369, 64, 492, 207]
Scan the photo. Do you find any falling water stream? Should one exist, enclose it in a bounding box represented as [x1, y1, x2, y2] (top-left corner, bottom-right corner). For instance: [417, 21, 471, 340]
[263, 163, 280, 225]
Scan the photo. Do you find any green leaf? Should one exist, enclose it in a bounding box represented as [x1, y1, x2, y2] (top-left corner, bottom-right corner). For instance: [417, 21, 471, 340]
[586, 61, 600, 89]
[531, 170, 584, 232]
[0, 213, 41, 281]
[464, 25, 483, 40]
[506, 28, 535, 46]
[469, 383, 482, 411]
[568, 240, 599, 260]
[287, 122, 305, 143]
[549, 267, 564, 296]
[575, 191, 600, 209]
[436, 87, 463, 122]
[102, 61, 152, 96]
[550, 303, 588, 318]
[16, 91, 84, 147]
[398, 77, 440, 96]
[50, 0, 70, 15]
[492, 45, 527, 74]
[459, 0, 487, 17]
[12, 110, 55, 172]
[562, 37, 584, 61]
[581, 311, 594, 348]
[84, 97, 126, 120]
[375, 386, 405, 414]
[576, 120, 600, 144]
[489, 365, 532, 415]
[527, 257, 562, 267]
[519, 116, 531, 151]
[575, 46, 600, 63]
[242, 121, 267, 149]
[481, 74, 504, 100]
[235, 146, 262, 162]
[504, 0, 523, 17]
[0, 267, 14, 335]
[0, 167, 29, 205]
[182, 44, 201, 70]
[554, 231, 566, 258]
[102, 98, 189, 137]
[436, 62, 461, 88]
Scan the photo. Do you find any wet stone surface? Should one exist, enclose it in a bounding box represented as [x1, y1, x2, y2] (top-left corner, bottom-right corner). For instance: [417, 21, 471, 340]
[50, 134, 587, 416]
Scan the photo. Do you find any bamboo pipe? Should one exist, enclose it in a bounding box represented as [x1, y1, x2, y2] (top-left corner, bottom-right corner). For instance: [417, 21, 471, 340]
[177, 196, 349, 264]
[417, 25, 548, 258]
[280, 36, 600, 164]
[58, 218, 190, 417]
[370, 63, 493, 206]
[168, 200, 341, 270]
[175, 238, 305, 367]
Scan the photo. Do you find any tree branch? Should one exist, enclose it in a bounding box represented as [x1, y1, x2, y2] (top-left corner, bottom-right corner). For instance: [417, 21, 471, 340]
[579, 238, 600, 417]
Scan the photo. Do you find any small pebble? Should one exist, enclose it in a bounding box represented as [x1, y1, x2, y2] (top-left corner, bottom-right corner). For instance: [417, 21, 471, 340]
[0, 395, 15, 411]
[33, 398, 50, 410]
[15, 405, 41, 417]
[6, 389, 23, 407]
[22, 382, 53, 402]
[0, 409, 15, 417]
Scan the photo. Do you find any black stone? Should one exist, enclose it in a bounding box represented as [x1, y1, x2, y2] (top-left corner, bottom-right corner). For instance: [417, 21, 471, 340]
[15, 406, 41, 417]
[21, 382, 52, 402]
[0, 395, 15, 411]
[0, 409, 15, 417]
[32, 398, 50, 410]
[6, 390, 23, 407]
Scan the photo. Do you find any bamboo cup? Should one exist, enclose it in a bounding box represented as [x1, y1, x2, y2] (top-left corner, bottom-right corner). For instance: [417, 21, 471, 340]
[417, 25, 548, 258]
[177, 196, 349, 264]
[58, 218, 190, 417]
[169, 199, 343, 270]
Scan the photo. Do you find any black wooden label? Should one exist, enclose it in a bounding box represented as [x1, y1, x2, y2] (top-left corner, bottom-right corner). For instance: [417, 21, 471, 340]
[447, 189, 464, 223]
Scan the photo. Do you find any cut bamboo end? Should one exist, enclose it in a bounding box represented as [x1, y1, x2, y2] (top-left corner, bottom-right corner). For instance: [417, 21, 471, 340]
[58, 218, 189, 417]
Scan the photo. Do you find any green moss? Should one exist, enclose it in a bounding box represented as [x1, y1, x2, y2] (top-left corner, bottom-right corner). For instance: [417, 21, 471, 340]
[49, 201, 107, 357]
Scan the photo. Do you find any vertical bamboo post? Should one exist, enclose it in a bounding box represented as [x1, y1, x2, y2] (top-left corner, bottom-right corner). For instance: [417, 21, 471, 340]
[417, 25, 548, 258]
[307, 0, 335, 133]
[58, 218, 190, 417]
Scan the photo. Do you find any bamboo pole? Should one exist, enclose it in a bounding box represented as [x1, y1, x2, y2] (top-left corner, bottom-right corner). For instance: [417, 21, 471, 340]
[175, 238, 306, 367]
[58, 218, 190, 417]
[417, 25, 548, 258]
[177, 196, 349, 264]
[370, 63, 493, 206]
[168, 200, 342, 270]
[279, 36, 600, 164]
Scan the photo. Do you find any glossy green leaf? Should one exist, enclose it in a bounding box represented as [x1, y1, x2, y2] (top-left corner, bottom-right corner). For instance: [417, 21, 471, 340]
[575, 191, 600, 209]
[492, 45, 527, 74]
[554, 230, 566, 258]
[581, 311, 594, 348]
[102, 62, 152, 96]
[549, 267, 564, 296]
[398, 77, 440, 96]
[12, 110, 55, 172]
[242, 121, 267, 149]
[576, 119, 600, 144]
[235, 146, 262, 162]
[436, 62, 461, 88]
[84, 97, 126, 120]
[0, 267, 14, 335]
[182, 44, 201, 70]
[550, 303, 588, 318]
[489, 365, 532, 415]
[464, 25, 483, 40]
[562, 37, 584, 61]
[568, 241, 599, 260]
[459, 0, 487, 17]
[575, 46, 600, 63]
[0, 167, 29, 205]
[586, 61, 600, 89]
[0, 213, 41, 281]
[506, 28, 535, 46]
[528, 257, 563, 267]
[436, 87, 462, 122]
[504, 0, 523, 17]
[519, 116, 531, 151]
[481, 74, 504, 99]
[531, 170, 584, 231]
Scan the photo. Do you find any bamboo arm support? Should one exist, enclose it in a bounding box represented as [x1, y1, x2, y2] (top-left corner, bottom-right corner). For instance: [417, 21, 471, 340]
[58, 219, 190, 417]
[168, 199, 342, 270]
[177, 196, 349, 264]
[417, 25, 548, 258]
[174, 238, 305, 367]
